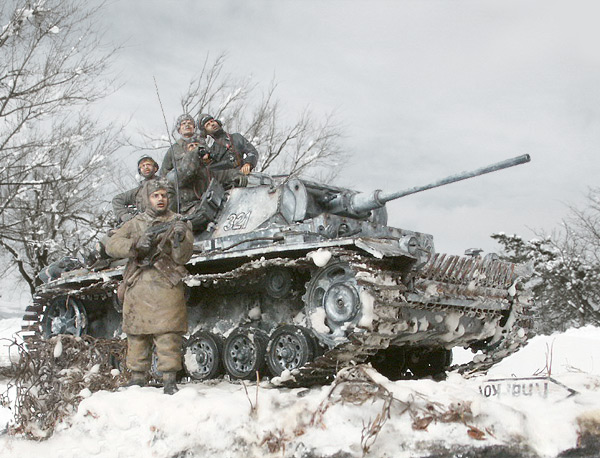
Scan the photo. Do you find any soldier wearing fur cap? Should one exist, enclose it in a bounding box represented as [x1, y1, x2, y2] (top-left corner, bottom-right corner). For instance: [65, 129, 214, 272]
[161, 114, 207, 182]
[106, 178, 194, 395]
[164, 134, 211, 213]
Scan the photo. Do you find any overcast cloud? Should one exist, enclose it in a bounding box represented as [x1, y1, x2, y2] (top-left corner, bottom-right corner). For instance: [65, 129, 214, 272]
[98, 0, 600, 255]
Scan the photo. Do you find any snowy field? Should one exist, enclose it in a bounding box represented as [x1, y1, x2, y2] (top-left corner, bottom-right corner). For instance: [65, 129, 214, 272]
[0, 298, 599, 457]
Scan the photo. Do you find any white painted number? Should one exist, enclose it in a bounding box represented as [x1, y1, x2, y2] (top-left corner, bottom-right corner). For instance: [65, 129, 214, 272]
[223, 211, 252, 231]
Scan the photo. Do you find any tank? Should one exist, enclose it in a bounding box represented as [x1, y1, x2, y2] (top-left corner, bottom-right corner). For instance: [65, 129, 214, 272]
[22, 154, 533, 385]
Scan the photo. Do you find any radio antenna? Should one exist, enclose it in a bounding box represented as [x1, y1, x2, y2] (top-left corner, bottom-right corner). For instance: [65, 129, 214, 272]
[153, 76, 181, 213]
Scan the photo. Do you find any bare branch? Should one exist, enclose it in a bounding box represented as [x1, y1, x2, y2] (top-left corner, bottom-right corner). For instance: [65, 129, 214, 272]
[0, 0, 122, 292]
[131, 53, 344, 179]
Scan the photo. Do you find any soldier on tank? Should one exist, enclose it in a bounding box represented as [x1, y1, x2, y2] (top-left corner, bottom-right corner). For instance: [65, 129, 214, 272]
[106, 178, 194, 395]
[160, 114, 206, 181]
[112, 155, 160, 224]
[164, 134, 209, 212]
[198, 114, 258, 176]
[87, 155, 160, 271]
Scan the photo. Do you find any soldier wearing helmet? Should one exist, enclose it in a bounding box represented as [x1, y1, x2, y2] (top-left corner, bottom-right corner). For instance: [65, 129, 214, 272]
[87, 155, 160, 270]
[198, 114, 258, 176]
[112, 155, 160, 224]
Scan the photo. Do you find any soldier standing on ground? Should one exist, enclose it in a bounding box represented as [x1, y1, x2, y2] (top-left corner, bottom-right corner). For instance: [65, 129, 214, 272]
[106, 179, 194, 395]
[198, 114, 258, 175]
[112, 155, 160, 224]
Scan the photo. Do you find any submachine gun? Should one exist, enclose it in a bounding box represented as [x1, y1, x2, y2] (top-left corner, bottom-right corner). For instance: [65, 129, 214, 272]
[142, 177, 227, 255]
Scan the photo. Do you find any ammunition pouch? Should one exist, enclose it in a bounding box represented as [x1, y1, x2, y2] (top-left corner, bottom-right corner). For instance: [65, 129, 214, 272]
[117, 260, 141, 304]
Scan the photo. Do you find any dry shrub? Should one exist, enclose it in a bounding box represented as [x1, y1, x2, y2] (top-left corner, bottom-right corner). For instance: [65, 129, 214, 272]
[310, 365, 397, 454]
[310, 365, 485, 454]
[0, 335, 126, 439]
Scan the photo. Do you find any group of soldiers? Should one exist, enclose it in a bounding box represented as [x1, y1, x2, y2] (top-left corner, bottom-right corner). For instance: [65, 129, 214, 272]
[112, 113, 258, 226]
[106, 114, 258, 394]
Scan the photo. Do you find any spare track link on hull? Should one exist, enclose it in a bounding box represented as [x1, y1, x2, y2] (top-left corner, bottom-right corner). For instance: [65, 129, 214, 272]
[21, 249, 530, 386]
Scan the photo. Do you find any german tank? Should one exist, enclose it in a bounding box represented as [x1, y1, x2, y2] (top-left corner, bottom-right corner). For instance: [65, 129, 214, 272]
[22, 154, 532, 385]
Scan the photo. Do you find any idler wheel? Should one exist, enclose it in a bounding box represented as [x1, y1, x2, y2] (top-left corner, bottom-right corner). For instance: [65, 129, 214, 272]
[223, 327, 268, 380]
[266, 325, 316, 376]
[41, 296, 87, 338]
[184, 331, 224, 381]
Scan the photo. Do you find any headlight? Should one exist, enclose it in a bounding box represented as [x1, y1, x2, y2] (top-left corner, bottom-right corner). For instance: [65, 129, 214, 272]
[399, 235, 418, 256]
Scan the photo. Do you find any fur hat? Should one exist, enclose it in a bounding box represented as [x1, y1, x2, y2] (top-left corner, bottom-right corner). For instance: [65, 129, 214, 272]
[146, 178, 170, 195]
[175, 114, 195, 132]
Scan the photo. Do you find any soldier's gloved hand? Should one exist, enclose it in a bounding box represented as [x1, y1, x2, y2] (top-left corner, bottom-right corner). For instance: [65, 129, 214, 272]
[172, 221, 189, 247]
[135, 232, 154, 257]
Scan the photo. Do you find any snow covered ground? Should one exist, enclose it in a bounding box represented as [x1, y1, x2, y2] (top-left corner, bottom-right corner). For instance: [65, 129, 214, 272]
[0, 301, 599, 457]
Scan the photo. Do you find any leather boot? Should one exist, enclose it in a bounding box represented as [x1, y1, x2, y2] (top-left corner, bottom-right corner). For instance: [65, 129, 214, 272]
[124, 371, 147, 387]
[163, 371, 179, 395]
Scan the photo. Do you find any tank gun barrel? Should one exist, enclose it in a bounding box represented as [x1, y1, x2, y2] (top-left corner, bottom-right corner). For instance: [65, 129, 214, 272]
[349, 154, 531, 216]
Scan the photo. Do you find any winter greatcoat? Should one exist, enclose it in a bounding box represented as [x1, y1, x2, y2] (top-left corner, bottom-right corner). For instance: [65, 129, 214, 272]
[160, 138, 212, 212]
[105, 210, 194, 335]
[161, 137, 209, 183]
[111, 177, 157, 224]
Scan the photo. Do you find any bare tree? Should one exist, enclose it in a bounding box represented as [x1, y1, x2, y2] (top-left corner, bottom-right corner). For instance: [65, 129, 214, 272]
[136, 53, 344, 179]
[0, 0, 121, 293]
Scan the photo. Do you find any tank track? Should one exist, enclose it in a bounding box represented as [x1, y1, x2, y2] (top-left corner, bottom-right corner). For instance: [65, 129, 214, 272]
[21, 250, 531, 386]
[276, 251, 531, 387]
[21, 280, 121, 340]
[189, 249, 531, 386]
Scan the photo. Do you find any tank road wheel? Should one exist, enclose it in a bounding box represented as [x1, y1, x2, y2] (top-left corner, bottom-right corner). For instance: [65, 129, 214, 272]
[264, 267, 293, 299]
[184, 331, 224, 381]
[41, 296, 87, 338]
[223, 328, 268, 380]
[266, 325, 316, 376]
[304, 261, 362, 345]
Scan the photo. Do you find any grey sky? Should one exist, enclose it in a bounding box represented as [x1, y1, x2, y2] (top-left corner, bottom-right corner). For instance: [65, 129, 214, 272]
[98, 0, 600, 255]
